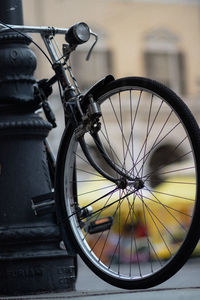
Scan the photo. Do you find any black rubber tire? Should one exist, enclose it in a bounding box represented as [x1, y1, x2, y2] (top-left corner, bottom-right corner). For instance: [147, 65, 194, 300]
[55, 77, 200, 289]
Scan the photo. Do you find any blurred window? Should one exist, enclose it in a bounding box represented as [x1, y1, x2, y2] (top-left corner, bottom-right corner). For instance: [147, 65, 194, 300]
[144, 29, 186, 95]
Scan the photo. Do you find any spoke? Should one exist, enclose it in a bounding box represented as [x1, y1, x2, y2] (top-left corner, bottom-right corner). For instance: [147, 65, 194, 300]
[126, 90, 142, 177]
[136, 109, 174, 176]
[122, 89, 140, 177]
[129, 192, 135, 276]
[108, 189, 127, 268]
[76, 168, 104, 178]
[130, 90, 135, 178]
[138, 194, 173, 256]
[92, 129, 131, 180]
[78, 183, 116, 197]
[131, 120, 182, 176]
[148, 188, 195, 202]
[108, 189, 137, 269]
[139, 190, 163, 268]
[75, 151, 92, 166]
[100, 118, 123, 168]
[98, 192, 125, 262]
[145, 178, 196, 185]
[140, 94, 153, 178]
[108, 96, 135, 168]
[87, 188, 137, 219]
[76, 179, 108, 183]
[141, 192, 192, 218]
[143, 150, 193, 182]
[86, 190, 116, 251]
[133, 98, 164, 175]
[126, 192, 142, 276]
[155, 166, 195, 177]
[119, 92, 126, 174]
[67, 186, 119, 219]
[142, 136, 188, 179]
[145, 187, 190, 231]
[120, 90, 141, 175]
[81, 188, 116, 223]
[118, 189, 122, 274]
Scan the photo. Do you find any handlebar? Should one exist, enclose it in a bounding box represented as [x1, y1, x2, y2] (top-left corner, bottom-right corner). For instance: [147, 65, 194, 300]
[0, 24, 69, 35]
[0, 22, 98, 60]
[0, 21, 98, 99]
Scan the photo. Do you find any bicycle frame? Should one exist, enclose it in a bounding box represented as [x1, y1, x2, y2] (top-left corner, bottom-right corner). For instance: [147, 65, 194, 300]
[0, 23, 133, 187]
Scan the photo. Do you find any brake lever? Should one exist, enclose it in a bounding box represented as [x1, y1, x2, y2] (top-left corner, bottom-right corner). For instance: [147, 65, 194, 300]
[86, 31, 98, 61]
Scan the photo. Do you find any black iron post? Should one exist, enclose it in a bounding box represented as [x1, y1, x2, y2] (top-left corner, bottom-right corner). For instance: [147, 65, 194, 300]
[0, 0, 77, 296]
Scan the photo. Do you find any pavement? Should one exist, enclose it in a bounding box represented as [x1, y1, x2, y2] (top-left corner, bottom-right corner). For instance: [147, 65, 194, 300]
[1, 288, 199, 300]
[1, 257, 200, 300]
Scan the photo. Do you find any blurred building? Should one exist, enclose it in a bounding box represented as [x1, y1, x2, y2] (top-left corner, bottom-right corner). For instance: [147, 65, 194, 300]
[23, 0, 200, 154]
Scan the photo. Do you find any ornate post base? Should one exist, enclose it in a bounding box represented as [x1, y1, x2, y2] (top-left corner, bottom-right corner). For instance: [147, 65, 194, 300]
[0, 26, 77, 297]
[0, 256, 76, 295]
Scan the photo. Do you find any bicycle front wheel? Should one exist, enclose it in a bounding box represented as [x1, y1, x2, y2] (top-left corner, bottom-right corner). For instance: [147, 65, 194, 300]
[56, 77, 200, 289]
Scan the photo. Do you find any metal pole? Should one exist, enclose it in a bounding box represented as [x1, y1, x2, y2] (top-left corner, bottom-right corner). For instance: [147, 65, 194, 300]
[0, 0, 77, 296]
[0, 0, 23, 25]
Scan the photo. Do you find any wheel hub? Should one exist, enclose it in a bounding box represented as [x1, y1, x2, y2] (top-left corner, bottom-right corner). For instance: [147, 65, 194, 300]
[133, 178, 144, 190]
[117, 177, 144, 191]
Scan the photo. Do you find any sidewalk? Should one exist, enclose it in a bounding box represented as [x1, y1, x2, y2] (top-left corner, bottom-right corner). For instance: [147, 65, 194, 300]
[1, 258, 200, 300]
[1, 287, 200, 300]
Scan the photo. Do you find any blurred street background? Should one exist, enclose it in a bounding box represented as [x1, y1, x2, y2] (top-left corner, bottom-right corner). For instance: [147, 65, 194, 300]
[23, 0, 200, 153]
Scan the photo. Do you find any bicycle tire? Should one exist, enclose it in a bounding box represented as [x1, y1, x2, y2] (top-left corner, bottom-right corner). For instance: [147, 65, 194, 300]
[55, 77, 200, 289]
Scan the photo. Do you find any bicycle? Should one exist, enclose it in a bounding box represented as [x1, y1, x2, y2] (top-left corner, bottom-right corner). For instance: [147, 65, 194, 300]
[1, 21, 200, 290]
